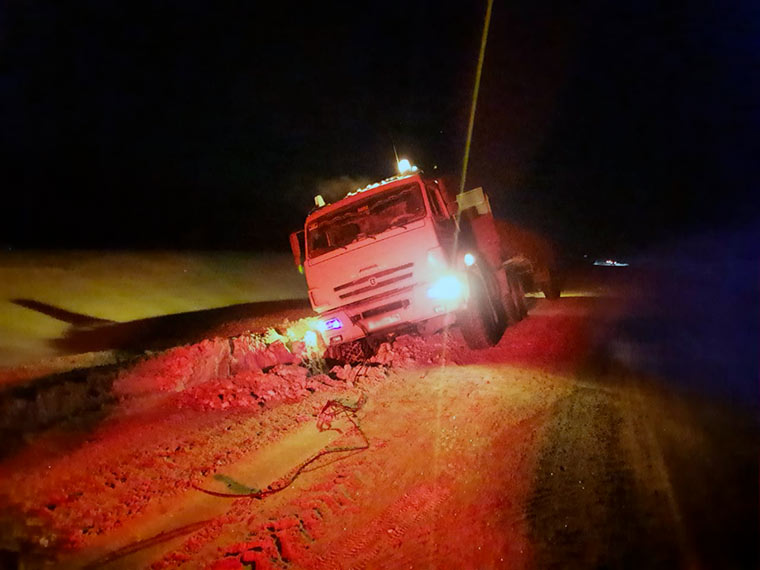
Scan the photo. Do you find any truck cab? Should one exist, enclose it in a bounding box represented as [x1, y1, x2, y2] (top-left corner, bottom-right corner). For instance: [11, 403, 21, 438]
[291, 172, 473, 347]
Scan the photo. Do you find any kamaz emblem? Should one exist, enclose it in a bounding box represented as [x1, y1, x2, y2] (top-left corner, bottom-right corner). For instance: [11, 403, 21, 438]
[369, 277, 377, 286]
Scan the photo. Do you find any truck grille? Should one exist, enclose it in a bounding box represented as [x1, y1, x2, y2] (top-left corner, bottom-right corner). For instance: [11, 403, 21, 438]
[335, 262, 414, 300]
[351, 299, 410, 323]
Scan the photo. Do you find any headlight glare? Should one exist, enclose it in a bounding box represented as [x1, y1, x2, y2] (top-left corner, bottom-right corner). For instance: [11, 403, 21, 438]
[427, 274, 465, 301]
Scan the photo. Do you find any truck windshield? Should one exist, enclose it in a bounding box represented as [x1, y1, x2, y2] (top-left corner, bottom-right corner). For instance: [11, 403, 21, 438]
[307, 182, 426, 259]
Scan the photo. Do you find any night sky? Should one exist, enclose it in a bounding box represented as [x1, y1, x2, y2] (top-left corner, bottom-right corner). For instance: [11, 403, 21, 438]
[1, 1, 757, 253]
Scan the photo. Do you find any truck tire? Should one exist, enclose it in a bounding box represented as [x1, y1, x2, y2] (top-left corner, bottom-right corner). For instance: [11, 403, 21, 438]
[509, 273, 528, 319]
[459, 271, 507, 349]
[496, 270, 521, 325]
[504, 284, 522, 324]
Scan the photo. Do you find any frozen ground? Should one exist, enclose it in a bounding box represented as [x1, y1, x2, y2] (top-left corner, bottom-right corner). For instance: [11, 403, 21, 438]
[0, 294, 756, 568]
[0, 242, 756, 568]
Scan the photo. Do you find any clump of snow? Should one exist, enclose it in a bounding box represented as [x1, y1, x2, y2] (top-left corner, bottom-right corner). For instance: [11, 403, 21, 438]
[111, 315, 406, 414]
[371, 332, 464, 368]
[178, 366, 340, 411]
[113, 339, 233, 397]
[0, 315, 468, 561]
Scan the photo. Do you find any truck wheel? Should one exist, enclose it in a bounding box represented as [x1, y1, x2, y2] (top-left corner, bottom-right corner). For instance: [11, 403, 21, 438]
[459, 272, 507, 349]
[510, 273, 528, 319]
[496, 270, 521, 325]
[503, 285, 522, 324]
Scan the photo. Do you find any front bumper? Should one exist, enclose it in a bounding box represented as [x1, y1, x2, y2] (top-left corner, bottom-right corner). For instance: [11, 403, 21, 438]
[315, 275, 468, 346]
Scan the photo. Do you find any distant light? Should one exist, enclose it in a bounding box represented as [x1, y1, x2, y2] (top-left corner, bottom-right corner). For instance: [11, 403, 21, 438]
[323, 317, 342, 331]
[427, 275, 464, 301]
[593, 259, 629, 267]
[463, 252, 475, 266]
[397, 158, 412, 174]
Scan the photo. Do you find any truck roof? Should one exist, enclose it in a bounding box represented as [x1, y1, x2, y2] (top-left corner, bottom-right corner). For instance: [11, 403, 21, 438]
[306, 172, 423, 223]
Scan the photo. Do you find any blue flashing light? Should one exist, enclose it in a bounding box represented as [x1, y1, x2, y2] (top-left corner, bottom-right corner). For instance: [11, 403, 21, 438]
[324, 317, 343, 331]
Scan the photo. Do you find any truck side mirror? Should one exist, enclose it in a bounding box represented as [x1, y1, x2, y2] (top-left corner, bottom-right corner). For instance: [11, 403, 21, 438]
[434, 180, 459, 218]
[289, 230, 305, 272]
[456, 187, 491, 216]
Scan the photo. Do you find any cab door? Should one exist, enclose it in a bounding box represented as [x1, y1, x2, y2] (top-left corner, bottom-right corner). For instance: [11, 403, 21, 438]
[424, 181, 457, 262]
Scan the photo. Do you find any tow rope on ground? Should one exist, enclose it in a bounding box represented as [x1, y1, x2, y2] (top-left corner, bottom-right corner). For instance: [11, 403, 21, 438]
[192, 392, 369, 499]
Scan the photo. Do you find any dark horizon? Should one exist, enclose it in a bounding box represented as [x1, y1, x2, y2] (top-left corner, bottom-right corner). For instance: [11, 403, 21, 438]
[1, 1, 757, 255]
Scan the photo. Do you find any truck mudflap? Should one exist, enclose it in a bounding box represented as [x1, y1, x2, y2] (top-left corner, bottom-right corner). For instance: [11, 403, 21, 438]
[503, 254, 560, 299]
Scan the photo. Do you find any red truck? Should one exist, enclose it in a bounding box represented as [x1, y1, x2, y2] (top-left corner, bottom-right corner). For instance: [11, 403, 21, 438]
[289, 165, 557, 352]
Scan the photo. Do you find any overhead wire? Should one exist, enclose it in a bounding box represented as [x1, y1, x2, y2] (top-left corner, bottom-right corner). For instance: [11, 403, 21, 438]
[458, 0, 494, 197]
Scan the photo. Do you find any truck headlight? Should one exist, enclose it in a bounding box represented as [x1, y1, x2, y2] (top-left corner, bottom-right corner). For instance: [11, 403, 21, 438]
[426, 274, 465, 301]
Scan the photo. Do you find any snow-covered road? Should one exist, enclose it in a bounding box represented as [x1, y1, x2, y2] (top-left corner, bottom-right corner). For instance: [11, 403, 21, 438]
[0, 256, 756, 568]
